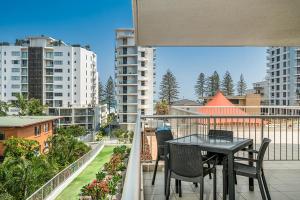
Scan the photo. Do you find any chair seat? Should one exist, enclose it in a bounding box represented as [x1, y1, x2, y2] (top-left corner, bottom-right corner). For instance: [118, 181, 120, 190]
[234, 162, 257, 177]
[171, 167, 213, 182]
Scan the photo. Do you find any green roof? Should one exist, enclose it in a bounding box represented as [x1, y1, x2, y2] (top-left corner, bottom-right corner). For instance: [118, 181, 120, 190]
[0, 116, 61, 127]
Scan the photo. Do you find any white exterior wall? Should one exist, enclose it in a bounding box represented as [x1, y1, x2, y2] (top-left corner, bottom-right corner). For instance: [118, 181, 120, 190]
[115, 29, 155, 131]
[0, 46, 23, 102]
[266, 47, 300, 106]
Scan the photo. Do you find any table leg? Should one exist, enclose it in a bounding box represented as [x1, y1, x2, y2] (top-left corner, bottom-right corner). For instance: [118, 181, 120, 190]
[164, 145, 169, 195]
[222, 158, 228, 200]
[248, 143, 254, 191]
[228, 153, 235, 200]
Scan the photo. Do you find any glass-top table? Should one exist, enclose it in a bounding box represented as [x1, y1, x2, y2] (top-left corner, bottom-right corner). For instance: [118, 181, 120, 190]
[165, 134, 254, 200]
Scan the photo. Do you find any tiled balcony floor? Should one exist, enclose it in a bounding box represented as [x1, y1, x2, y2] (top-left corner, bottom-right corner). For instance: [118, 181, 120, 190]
[143, 161, 300, 200]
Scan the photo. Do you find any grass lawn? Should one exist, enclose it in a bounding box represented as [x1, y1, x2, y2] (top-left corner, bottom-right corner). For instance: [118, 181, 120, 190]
[56, 146, 114, 200]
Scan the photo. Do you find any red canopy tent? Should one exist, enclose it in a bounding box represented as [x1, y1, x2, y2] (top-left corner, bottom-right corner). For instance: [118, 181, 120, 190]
[197, 91, 260, 125]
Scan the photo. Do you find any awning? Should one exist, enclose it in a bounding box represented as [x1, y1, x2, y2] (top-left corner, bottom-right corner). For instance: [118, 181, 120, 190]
[133, 0, 300, 46]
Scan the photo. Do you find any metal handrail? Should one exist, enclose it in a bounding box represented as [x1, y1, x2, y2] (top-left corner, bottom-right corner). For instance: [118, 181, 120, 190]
[122, 113, 141, 200]
[26, 142, 103, 200]
[141, 114, 300, 119]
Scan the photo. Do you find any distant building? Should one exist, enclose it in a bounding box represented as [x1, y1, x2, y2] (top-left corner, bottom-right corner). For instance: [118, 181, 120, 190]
[252, 80, 269, 105]
[0, 36, 99, 130]
[266, 47, 300, 105]
[202, 93, 261, 115]
[0, 116, 60, 159]
[115, 29, 156, 131]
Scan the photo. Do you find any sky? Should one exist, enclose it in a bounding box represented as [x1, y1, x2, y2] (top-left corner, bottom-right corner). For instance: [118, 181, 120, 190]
[0, 0, 267, 100]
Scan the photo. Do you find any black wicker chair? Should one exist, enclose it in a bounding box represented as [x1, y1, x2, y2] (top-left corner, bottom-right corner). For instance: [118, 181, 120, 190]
[206, 129, 233, 161]
[233, 138, 272, 200]
[166, 143, 217, 200]
[152, 128, 174, 185]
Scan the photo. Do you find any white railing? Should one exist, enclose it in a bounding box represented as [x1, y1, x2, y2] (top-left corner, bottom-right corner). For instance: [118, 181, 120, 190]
[26, 142, 103, 200]
[122, 113, 141, 200]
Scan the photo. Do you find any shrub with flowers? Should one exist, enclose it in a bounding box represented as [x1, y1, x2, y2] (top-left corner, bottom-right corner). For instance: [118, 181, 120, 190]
[80, 179, 110, 200]
[80, 146, 130, 200]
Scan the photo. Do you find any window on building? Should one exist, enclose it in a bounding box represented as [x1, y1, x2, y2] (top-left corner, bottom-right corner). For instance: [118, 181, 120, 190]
[141, 81, 145, 86]
[54, 76, 63, 81]
[283, 69, 286, 75]
[276, 49, 280, 54]
[12, 68, 20, 72]
[276, 78, 280, 83]
[141, 61, 145, 67]
[11, 76, 20, 81]
[276, 85, 280, 90]
[283, 62, 287, 67]
[141, 51, 145, 57]
[276, 71, 280, 76]
[276, 56, 280, 62]
[141, 109, 145, 115]
[283, 92, 286, 97]
[283, 84, 287, 90]
[276, 63, 280, 69]
[122, 38, 127, 45]
[283, 54, 287, 60]
[11, 51, 20, 56]
[141, 99, 145, 105]
[54, 93, 63, 97]
[141, 71, 145, 76]
[34, 126, 41, 136]
[12, 60, 20, 64]
[0, 131, 5, 140]
[141, 90, 145, 96]
[11, 84, 20, 89]
[54, 85, 63, 89]
[44, 123, 49, 132]
[123, 57, 127, 64]
[54, 52, 63, 56]
[54, 68, 63, 73]
[54, 60, 63, 65]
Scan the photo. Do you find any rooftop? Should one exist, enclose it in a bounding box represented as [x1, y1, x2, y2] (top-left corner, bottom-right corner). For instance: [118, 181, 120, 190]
[0, 116, 61, 128]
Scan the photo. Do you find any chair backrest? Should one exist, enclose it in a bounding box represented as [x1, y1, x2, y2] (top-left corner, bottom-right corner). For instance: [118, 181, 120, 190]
[168, 143, 204, 178]
[257, 138, 271, 171]
[155, 128, 174, 157]
[208, 129, 233, 139]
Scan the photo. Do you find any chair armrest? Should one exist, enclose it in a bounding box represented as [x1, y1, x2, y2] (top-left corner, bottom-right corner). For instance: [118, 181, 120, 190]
[234, 156, 258, 162]
[203, 154, 218, 165]
[240, 148, 259, 154]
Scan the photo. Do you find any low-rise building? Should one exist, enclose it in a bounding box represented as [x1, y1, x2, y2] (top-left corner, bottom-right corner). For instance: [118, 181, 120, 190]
[0, 116, 60, 159]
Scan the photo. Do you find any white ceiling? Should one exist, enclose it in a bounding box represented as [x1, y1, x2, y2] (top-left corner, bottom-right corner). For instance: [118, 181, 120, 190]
[133, 0, 300, 46]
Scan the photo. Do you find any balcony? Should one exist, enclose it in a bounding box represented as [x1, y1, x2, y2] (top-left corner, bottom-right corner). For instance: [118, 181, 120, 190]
[122, 111, 300, 200]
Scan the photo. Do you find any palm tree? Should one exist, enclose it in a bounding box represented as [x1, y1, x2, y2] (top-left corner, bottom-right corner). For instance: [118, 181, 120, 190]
[12, 93, 28, 116]
[0, 101, 9, 116]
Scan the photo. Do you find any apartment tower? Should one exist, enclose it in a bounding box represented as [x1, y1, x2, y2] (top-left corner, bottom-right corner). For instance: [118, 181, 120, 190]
[115, 29, 155, 130]
[0, 36, 99, 130]
[266, 47, 300, 106]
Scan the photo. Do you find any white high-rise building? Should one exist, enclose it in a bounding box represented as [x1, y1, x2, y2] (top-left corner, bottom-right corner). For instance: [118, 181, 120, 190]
[0, 36, 99, 130]
[266, 47, 300, 106]
[115, 29, 156, 130]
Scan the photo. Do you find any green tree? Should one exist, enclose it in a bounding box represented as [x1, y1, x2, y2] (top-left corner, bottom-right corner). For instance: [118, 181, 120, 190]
[206, 71, 220, 96]
[98, 81, 105, 104]
[155, 100, 169, 115]
[0, 138, 57, 199]
[13, 93, 28, 116]
[104, 76, 115, 114]
[221, 71, 235, 96]
[195, 73, 206, 99]
[4, 137, 40, 159]
[55, 125, 86, 137]
[47, 133, 91, 169]
[12, 93, 45, 116]
[159, 69, 180, 105]
[27, 98, 45, 115]
[237, 73, 247, 95]
[0, 101, 9, 116]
